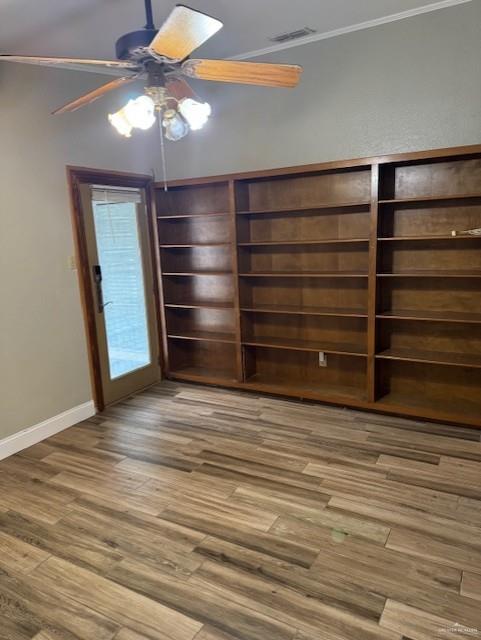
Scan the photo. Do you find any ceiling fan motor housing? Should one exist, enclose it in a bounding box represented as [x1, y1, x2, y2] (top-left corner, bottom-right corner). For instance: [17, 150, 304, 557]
[115, 29, 158, 61]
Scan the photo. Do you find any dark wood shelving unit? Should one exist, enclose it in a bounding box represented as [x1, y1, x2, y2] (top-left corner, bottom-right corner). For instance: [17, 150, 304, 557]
[155, 181, 242, 383]
[154, 144, 481, 427]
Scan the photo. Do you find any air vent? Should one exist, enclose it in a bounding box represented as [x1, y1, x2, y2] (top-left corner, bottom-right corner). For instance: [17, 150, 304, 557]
[269, 27, 316, 43]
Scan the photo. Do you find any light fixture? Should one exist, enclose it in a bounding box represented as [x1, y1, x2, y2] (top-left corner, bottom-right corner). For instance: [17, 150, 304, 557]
[108, 110, 133, 138]
[178, 98, 211, 131]
[109, 85, 211, 140]
[124, 95, 156, 130]
[108, 83, 212, 190]
[162, 108, 189, 141]
[108, 95, 156, 137]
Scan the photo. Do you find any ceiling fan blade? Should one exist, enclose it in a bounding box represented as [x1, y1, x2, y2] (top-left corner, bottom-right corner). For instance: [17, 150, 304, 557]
[182, 59, 302, 88]
[0, 55, 138, 70]
[149, 5, 223, 62]
[165, 77, 196, 101]
[52, 75, 139, 115]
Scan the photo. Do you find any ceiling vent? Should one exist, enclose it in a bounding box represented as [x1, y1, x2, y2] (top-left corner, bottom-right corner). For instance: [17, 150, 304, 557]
[269, 27, 316, 43]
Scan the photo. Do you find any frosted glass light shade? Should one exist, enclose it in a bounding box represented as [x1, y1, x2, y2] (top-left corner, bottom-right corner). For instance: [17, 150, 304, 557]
[108, 111, 133, 137]
[109, 95, 156, 137]
[179, 98, 211, 131]
[124, 96, 156, 130]
[162, 109, 189, 141]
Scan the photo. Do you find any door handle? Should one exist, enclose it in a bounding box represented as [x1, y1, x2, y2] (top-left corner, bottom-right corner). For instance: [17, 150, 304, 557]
[92, 265, 113, 313]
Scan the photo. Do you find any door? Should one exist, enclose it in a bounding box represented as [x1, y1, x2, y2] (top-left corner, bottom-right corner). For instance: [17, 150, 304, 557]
[79, 183, 160, 406]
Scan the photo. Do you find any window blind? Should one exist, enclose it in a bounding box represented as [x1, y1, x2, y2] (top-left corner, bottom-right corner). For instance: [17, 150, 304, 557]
[90, 185, 143, 205]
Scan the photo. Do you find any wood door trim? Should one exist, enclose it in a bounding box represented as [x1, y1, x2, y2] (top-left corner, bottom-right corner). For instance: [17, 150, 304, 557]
[66, 166, 162, 411]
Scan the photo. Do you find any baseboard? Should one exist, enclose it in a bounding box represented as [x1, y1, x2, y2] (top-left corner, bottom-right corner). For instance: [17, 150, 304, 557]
[0, 401, 96, 461]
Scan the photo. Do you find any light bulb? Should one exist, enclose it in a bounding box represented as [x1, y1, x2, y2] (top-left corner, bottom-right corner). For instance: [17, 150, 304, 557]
[124, 95, 156, 130]
[178, 98, 211, 131]
[162, 109, 189, 141]
[109, 95, 156, 137]
[108, 111, 133, 138]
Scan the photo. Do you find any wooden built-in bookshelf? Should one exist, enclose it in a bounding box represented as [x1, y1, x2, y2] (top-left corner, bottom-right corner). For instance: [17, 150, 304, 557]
[154, 145, 481, 427]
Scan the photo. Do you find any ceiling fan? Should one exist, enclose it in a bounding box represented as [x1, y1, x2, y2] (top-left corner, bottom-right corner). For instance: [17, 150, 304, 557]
[0, 1, 302, 141]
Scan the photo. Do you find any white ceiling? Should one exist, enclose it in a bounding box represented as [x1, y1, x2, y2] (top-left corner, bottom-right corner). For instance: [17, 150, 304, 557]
[0, 0, 470, 62]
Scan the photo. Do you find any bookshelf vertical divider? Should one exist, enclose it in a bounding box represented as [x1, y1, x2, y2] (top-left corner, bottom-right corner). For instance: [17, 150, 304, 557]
[229, 179, 244, 381]
[151, 185, 170, 374]
[154, 144, 481, 428]
[367, 164, 380, 402]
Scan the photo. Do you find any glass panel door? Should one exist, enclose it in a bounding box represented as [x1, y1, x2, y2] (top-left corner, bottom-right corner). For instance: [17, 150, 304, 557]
[80, 184, 160, 407]
[92, 198, 151, 379]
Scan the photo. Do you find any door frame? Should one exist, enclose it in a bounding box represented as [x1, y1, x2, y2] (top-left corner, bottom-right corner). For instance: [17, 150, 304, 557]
[67, 165, 163, 411]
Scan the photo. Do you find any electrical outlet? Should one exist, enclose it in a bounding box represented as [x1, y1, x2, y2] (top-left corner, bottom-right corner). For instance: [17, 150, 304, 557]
[68, 255, 77, 271]
[318, 351, 327, 367]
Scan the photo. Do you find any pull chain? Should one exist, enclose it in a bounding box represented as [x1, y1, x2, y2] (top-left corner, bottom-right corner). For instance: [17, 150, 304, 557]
[157, 110, 168, 192]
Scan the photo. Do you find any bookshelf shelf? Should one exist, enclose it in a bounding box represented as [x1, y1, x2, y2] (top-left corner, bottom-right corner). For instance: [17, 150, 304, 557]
[377, 270, 481, 278]
[160, 242, 230, 248]
[238, 238, 369, 247]
[378, 235, 481, 242]
[165, 302, 234, 310]
[243, 337, 366, 356]
[379, 193, 481, 205]
[169, 366, 237, 384]
[376, 348, 481, 369]
[157, 212, 230, 220]
[243, 375, 367, 404]
[168, 331, 236, 344]
[377, 309, 481, 324]
[236, 201, 370, 216]
[163, 271, 233, 277]
[241, 304, 367, 318]
[239, 271, 369, 278]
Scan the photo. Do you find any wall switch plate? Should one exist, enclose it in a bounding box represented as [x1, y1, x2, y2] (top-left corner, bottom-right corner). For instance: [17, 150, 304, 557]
[318, 351, 327, 367]
[68, 255, 77, 271]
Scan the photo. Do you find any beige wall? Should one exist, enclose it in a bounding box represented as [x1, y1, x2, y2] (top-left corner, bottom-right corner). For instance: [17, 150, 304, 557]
[1, 1, 480, 440]
[164, 1, 481, 179]
[0, 64, 159, 439]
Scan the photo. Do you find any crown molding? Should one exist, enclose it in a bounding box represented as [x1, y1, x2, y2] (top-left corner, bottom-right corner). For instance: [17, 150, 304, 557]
[229, 0, 472, 61]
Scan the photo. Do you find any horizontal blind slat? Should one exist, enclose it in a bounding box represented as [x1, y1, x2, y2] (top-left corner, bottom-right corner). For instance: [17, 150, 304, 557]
[91, 186, 142, 204]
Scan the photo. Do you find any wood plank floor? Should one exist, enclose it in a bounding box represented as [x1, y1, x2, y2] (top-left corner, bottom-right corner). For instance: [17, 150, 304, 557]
[1, 381, 481, 640]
